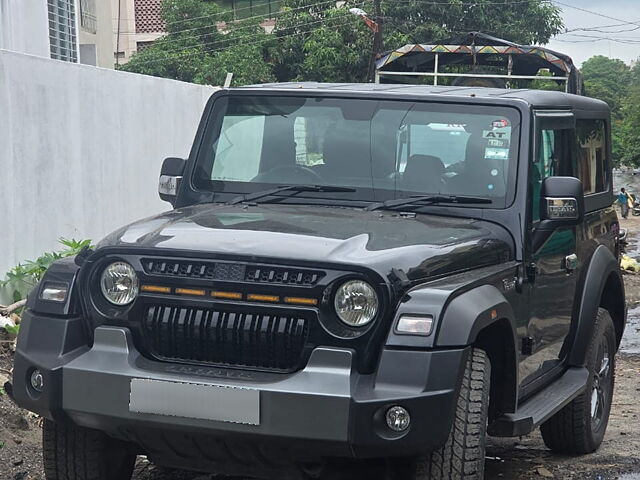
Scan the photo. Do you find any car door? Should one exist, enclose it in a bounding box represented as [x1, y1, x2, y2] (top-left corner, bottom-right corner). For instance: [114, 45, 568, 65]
[520, 113, 579, 395]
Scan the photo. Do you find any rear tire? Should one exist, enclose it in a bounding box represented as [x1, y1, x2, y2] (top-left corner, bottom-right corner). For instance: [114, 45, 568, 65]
[43, 419, 136, 480]
[540, 308, 616, 454]
[406, 348, 491, 480]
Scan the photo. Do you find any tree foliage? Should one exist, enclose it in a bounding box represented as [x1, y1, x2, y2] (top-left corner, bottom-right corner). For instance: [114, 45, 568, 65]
[121, 0, 564, 86]
[580, 55, 640, 167]
[270, 0, 564, 83]
[120, 0, 274, 85]
[582, 56, 631, 119]
[619, 85, 640, 166]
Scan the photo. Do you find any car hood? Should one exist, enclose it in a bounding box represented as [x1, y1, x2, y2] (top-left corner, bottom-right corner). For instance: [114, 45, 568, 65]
[97, 204, 513, 283]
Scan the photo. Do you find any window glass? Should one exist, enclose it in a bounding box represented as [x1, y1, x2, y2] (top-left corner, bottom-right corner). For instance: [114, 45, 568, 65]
[48, 0, 78, 62]
[576, 120, 607, 194]
[196, 96, 521, 207]
[211, 116, 264, 181]
[532, 130, 559, 221]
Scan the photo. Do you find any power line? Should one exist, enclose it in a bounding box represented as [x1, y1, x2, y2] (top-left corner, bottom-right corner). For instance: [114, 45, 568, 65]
[552, 1, 640, 28]
[125, 6, 366, 62]
[113, 0, 366, 60]
[124, 15, 364, 69]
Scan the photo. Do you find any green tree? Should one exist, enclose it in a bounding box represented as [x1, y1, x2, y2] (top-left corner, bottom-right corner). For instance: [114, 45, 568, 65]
[631, 59, 640, 86]
[382, 0, 564, 46]
[271, 0, 564, 83]
[581, 56, 631, 118]
[619, 86, 640, 166]
[121, 0, 564, 86]
[120, 0, 274, 85]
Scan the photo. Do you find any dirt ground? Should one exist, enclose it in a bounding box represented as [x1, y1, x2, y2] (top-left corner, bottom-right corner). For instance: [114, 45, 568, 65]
[2, 218, 640, 480]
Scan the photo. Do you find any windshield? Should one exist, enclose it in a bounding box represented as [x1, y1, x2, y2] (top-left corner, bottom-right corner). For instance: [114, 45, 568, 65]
[193, 95, 521, 207]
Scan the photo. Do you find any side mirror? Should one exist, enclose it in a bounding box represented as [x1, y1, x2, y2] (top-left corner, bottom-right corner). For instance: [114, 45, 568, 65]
[159, 157, 186, 205]
[533, 176, 584, 251]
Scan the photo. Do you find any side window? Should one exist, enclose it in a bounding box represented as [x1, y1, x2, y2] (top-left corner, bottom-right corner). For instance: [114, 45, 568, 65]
[532, 129, 571, 221]
[576, 119, 607, 195]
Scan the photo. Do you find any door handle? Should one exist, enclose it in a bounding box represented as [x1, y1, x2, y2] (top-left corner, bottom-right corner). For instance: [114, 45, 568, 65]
[564, 254, 579, 273]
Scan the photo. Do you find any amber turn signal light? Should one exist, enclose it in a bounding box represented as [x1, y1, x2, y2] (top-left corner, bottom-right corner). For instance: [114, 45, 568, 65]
[175, 288, 206, 296]
[247, 294, 280, 303]
[284, 297, 318, 306]
[140, 285, 172, 294]
[212, 291, 243, 300]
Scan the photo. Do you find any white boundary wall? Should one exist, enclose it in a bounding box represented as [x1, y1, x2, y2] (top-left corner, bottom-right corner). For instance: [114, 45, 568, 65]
[0, 49, 217, 281]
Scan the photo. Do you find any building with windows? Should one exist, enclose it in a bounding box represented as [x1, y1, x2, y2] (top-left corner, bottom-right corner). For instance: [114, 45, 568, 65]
[0, 0, 114, 68]
[112, 0, 281, 64]
[112, 0, 165, 64]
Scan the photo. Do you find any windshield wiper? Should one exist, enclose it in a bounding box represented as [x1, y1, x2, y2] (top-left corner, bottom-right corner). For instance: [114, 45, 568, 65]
[227, 184, 356, 205]
[365, 194, 492, 212]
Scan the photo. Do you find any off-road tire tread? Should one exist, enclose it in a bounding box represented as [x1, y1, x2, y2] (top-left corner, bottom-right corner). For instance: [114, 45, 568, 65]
[43, 419, 135, 480]
[540, 308, 616, 454]
[416, 348, 491, 480]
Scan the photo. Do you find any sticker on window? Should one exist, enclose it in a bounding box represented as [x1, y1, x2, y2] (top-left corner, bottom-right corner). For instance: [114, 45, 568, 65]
[492, 119, 510, 128]
[485, 148, 510, 160]
[488, 139, 509, 148]
[483, 130, 509, 140]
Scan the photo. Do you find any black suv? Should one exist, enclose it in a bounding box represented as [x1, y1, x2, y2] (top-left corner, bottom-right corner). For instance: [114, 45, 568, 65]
[9, 83, 626, 480]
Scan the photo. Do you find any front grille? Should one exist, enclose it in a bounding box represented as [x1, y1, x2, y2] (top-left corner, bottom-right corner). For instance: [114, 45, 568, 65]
[141, 258, 324, 286]
[142, 305, 310, 371]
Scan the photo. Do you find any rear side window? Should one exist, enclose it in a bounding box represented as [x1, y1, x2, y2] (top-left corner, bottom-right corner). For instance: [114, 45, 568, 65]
[576, 120, 607, 195]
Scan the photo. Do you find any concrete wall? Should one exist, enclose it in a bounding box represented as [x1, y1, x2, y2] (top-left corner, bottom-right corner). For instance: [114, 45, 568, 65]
[0, 0, 50, 58]
[0, 49, 216, 283]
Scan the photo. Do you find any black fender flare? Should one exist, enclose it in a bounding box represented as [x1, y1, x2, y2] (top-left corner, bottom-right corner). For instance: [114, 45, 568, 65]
[435, 284, 519, 413]
[436, 284, 516, 347]
[568, 245, 625, 367]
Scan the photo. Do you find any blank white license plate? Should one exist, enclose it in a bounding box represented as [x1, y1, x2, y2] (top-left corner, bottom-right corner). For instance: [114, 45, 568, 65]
[129, 378, 260, 425]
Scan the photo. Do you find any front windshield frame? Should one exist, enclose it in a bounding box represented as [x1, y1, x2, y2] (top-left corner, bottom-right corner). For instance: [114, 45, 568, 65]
[191, 92, 522, 209]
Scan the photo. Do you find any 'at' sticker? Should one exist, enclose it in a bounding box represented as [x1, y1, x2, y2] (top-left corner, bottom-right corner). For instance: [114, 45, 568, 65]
[483, 130, 509, 139]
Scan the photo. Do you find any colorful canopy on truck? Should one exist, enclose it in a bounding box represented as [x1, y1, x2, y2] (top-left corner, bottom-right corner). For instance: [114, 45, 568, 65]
[376, 32, 583, 94]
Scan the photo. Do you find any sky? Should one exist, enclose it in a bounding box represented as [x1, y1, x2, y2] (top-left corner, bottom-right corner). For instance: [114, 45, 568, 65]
[546, 0, 640, 66]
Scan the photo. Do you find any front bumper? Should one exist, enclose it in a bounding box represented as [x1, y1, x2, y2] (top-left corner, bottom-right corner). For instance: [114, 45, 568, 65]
[12, 311, 467, 470]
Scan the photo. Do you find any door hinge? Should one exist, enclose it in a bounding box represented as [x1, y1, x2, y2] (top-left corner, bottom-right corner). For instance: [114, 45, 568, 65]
[521, 337, 534, 356]
[525, 262, 537, 283]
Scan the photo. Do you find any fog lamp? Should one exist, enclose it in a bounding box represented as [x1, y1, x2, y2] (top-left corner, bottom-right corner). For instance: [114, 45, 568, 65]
[30, 369, 44, 393]
[386, 406, 411, 432]
[39, 282, 69, 303]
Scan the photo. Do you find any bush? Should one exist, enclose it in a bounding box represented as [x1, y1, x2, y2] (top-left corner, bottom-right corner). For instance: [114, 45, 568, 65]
[1, 238, 92, 304]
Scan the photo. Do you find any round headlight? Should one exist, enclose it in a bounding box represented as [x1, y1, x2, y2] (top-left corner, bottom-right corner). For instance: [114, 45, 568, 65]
[100, 262, 138, 306]
[334, 280, 378, 327]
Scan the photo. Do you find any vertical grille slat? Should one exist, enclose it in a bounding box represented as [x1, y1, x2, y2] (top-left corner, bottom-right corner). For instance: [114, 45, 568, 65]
[142, 305, 310, 372]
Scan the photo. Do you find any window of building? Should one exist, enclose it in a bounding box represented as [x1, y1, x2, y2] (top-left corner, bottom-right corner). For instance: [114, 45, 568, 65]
[79, 0, 97, 34]
[576, 119, 607, 195]
[134, 0, 165, 33]
[48, 0, 78, 62]
[136, 41, 155, 52]
[216, 0, 281, 19]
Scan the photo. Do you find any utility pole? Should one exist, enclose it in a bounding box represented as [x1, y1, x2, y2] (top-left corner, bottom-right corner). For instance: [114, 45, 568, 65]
[367, 0, 383, 83]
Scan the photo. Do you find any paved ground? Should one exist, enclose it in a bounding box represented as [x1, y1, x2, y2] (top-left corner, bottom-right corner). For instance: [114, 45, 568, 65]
[2, 217, 640, 480]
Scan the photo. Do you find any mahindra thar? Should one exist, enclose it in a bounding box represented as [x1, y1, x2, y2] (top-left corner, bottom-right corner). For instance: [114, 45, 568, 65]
[8, 83, 626, 480]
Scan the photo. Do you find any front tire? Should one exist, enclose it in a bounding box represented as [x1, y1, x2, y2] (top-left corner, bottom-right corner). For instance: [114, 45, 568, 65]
[540, 308, 616, 454]
[409, 348, 491, 480]
[43, 419, 136, 480]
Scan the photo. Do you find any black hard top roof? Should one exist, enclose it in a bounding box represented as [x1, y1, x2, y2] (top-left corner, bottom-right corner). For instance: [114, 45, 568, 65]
[237, 82, 609, 113]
